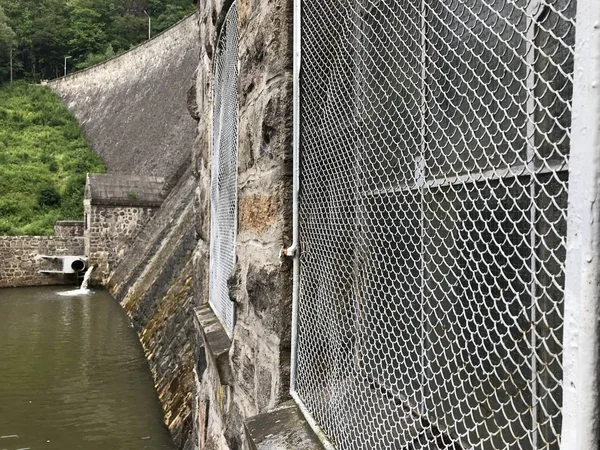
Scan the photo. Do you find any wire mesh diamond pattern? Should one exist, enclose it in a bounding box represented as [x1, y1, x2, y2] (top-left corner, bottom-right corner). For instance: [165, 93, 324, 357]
[294, 0, 574, 448]
[210, 1, 239, 336]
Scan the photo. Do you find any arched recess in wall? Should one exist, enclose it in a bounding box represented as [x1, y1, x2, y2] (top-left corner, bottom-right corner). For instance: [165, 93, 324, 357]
[209, 1, 239, 337]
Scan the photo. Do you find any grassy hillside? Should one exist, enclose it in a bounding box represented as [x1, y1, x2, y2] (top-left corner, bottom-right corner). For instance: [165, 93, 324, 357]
[0, 82, 105, 235]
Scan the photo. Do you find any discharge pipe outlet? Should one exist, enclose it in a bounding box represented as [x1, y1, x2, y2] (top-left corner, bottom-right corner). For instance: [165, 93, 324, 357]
[70, 258, 87, 273]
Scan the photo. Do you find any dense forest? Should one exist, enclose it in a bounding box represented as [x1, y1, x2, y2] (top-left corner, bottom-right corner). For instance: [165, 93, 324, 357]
[0, 0, 196, 83]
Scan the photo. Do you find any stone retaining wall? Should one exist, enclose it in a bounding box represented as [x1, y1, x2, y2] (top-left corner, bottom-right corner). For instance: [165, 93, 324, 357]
[107, 171, 198, 449]
[191, 0, 295, 448]
[85, 203, 159, 285]
[0, 236, 85, 288]
[54, 221, 84, 237]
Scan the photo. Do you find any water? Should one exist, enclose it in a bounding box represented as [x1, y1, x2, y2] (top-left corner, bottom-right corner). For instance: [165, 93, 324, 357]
[0, 286, 174, 450]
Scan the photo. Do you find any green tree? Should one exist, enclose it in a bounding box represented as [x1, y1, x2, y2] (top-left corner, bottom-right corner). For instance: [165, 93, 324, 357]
[68, 1, 107, 60]
[0, 0, 196, 82]
[0, 6, 14, 48]
[109, 13, 146, 51]
[0, 5, 16, 80]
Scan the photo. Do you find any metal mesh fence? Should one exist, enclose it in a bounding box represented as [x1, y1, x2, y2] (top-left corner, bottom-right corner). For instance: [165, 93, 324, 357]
[209, 1, 239, 336]
[294, 0, 574, 448]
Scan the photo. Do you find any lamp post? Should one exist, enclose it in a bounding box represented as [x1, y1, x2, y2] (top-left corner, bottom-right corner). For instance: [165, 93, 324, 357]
[64, 55, 71, 77]
[143, 10, 151, 40]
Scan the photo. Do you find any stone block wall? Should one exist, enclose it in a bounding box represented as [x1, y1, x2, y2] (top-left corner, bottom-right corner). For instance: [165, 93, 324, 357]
[54, 221, 84, 237]
[191, 0, 294, 448]
[85, 203, 159, 285]
[0, 236, 85, 288]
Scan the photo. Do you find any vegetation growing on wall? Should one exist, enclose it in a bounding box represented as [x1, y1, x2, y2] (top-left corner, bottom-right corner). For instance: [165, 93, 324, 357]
[0, 0, 197, 82]
[0, 82, 105, 235]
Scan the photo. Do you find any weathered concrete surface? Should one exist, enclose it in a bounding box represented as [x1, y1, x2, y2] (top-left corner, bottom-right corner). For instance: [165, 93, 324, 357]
[108, 170, 199, 450]
[86, 174, 165, 207]
[244, 402, 322, 450]
[195, 306, 233, 386]
[192, 0, 295, 448]
[49, 14, 200, 183]
[0, 236, 84, 288]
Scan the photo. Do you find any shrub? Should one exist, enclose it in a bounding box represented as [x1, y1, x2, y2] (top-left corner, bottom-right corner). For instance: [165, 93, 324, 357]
[38, 187, 62, 207]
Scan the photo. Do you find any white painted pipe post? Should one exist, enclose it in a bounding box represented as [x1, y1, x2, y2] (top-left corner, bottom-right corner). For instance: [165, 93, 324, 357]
[144, 10, 151, 41]
[561, 0, 600, 447]
[64, 55, 71, 77]
[289, 0, 301, 395]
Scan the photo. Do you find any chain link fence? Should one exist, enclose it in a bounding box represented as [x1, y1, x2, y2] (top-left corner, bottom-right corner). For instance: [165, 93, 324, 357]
[209, 1, 239, 336]
[294, 0, 575, 448]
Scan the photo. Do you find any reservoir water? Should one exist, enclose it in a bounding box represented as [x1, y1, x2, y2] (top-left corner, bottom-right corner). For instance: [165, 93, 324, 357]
[0, 286, 174, 450]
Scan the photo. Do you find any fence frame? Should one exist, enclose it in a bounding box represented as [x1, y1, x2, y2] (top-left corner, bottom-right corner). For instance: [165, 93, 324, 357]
[561, 0, 600, 446]
[209, 1, 239, 337]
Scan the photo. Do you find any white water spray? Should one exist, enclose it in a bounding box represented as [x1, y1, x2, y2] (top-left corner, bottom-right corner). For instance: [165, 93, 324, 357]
[59, 266, 94, 296]
[80, 265, 93, 290]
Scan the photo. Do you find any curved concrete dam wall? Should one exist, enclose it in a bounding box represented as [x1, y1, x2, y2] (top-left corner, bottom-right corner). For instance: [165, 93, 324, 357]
[49, 14, 200, 183]
[47, 15, 202, 449]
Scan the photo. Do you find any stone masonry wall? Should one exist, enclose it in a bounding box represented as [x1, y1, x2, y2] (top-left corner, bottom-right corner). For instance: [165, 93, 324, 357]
[191, 0, 294, 448]
[49, 15, 200, 185]
[85, 204, 158, 285]
[54, 221, 84, 237]
[108, 171, 198, 450]
[0, 236, 85, 288]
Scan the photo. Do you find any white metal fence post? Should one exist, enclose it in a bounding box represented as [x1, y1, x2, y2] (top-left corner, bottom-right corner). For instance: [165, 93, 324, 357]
[288, 0, 301, 394]
[561, 0, 600, 446]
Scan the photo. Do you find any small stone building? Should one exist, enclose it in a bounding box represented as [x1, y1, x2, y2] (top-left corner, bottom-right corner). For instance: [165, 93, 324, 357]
[84, 174, 165, 284]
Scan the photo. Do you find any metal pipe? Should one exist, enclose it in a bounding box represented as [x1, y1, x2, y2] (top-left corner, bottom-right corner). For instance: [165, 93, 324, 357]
[279, 0, 301, 260]
[561, 0, 600, 446]
[143, 10, 151, 41]
[70, 258, 87, 273]
[287, 0, 301, 396]
[64, 55, 71, 77]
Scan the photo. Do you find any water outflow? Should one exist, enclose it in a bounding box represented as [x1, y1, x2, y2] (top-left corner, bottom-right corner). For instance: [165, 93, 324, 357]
[80, 266, 94, 290]
[58, 266, 94, 297]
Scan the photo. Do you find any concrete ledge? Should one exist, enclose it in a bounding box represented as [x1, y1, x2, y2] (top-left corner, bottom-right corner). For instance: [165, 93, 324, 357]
[194, 304, 233, 385]
[244, 401, 324, 450]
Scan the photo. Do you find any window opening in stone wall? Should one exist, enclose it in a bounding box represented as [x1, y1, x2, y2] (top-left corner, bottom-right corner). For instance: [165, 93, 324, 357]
[293, 0, 574, 448]
[209, 1, 239, 337]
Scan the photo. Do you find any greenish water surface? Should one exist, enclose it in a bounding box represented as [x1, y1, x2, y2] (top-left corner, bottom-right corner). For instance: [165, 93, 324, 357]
[0, 286, 174, 450]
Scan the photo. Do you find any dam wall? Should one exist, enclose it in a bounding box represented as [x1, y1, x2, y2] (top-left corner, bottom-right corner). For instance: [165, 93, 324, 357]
[103, 0, 299, 447]
[49, 14, 200, 184]
[47, 13, 204, 449]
